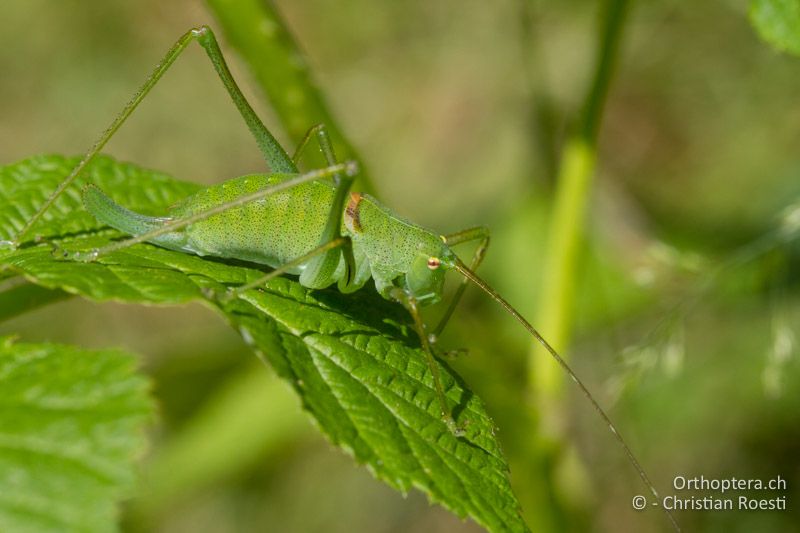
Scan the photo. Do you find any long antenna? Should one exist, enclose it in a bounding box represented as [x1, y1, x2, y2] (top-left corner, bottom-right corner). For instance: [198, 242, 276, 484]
[453, 259, 680, 532]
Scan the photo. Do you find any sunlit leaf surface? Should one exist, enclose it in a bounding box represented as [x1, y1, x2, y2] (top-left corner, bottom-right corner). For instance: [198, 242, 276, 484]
[0, 155, 528, 532]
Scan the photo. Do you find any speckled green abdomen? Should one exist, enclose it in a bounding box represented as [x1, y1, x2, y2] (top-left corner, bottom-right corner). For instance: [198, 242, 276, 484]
[170, 173, 341, 275]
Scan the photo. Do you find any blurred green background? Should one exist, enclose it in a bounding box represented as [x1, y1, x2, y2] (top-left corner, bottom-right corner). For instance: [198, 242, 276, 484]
[1, 0, 799, 531]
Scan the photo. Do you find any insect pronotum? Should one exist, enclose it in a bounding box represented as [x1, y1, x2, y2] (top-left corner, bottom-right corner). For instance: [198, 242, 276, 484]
[9, 26, 679, 531]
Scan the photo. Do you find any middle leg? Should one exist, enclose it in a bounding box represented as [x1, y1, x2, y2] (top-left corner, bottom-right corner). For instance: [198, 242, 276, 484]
[390, 288, 465, 437]
[296, 124, 358, 289]
[222, 236, 350, 300]
[431, 226, 491, 341]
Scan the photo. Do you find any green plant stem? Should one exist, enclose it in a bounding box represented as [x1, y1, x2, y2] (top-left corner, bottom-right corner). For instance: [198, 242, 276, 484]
[204, 0, 376, 195]
[580, 0, 631, 146]
[531, 139, 595, 400]
[520, 0, 559, 181]
[530, 0, 630, 415]
[525, 0, 631, 529]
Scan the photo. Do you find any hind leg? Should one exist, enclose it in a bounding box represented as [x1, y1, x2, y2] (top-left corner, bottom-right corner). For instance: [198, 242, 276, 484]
[12, 26, 295, 248]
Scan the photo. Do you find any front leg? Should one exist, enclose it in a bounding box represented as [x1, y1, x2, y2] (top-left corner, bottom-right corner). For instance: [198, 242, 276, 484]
[430, 226, 490, 341]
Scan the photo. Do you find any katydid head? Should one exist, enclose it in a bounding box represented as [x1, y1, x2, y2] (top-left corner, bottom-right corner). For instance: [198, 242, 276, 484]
[403, 241, 458, 306]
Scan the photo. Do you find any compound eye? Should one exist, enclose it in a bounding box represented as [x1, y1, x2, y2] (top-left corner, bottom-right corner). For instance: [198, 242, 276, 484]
[427, 257, 441, 270]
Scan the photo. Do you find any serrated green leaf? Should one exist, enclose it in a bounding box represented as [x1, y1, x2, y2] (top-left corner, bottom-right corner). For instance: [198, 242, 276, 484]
[0, 280, 69, 323]
[0, 155, 528, 532]
[750, 0, 800, 56]
[0, 337, 151, 533]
